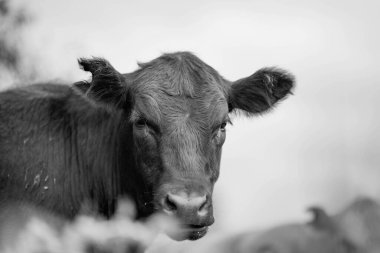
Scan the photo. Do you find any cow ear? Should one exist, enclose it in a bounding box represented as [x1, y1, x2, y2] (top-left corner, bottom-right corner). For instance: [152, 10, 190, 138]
[75, 57, 128, 109]
[228, 67, 295, 115]
[307, 206, 335, 232]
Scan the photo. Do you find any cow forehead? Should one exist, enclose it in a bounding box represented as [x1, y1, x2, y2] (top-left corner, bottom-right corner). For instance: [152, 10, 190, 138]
[130, 52, 229, 127]
[133, 89, 228, 130]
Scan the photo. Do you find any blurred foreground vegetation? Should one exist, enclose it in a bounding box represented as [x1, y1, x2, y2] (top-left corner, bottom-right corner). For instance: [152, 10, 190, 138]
[0, 197, 379, 253]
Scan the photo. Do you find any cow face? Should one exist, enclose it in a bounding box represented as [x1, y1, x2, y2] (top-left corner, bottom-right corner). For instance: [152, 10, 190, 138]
[77, 52, 294, 240]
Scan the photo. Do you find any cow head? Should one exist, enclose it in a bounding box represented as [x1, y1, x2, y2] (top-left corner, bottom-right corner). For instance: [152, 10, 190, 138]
[76, 52, 295, 240]
[239, 208, 357, 253]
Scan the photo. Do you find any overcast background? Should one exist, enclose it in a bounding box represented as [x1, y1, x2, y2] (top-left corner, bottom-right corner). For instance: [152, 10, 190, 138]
[2, 0, 380, 240]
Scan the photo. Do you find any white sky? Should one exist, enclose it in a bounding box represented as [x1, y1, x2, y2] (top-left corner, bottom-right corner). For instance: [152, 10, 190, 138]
[7, 0, 380, 236]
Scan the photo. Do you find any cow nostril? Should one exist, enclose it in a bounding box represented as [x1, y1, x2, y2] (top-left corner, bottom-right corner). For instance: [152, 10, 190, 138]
[163, 195, 177, 212]
[197, 196, 208, 215]
[199, 198, 207, 211]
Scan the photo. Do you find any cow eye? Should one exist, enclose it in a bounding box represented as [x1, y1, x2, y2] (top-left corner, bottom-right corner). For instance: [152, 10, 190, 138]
[220, 122, 227, 132]
[134, 118, 160, 133]
[135, 118, 147, 128]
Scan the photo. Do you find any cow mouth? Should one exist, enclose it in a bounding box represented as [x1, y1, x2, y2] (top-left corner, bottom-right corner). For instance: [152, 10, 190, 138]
[185, 225, 209, 240]
[168, 224, 209, 241]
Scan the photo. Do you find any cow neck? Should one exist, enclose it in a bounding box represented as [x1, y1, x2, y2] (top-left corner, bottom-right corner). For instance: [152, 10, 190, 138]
[66, 94, 130, 217]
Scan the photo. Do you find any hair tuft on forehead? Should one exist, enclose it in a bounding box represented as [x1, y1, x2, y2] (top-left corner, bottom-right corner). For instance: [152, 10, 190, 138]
[135, 52, 228, 98]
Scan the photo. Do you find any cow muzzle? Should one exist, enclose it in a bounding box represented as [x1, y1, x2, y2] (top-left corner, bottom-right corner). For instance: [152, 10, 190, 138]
[160, 190, 214, 240]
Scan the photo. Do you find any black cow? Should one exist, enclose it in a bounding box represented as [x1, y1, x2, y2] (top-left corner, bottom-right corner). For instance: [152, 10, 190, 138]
[0, 52, 294, 240]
